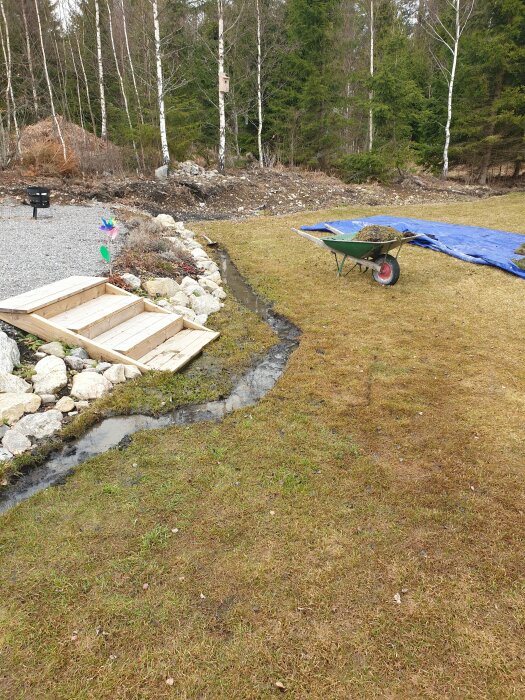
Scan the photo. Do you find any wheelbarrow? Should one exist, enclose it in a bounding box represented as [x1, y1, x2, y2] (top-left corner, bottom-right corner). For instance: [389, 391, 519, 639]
[292, 224, 419, 286]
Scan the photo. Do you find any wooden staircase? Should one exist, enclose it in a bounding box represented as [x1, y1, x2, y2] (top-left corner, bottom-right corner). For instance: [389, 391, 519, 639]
[0, 276, 219, 372]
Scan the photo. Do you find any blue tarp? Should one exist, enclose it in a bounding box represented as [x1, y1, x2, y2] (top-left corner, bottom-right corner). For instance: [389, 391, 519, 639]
[302, 215, 525, 280]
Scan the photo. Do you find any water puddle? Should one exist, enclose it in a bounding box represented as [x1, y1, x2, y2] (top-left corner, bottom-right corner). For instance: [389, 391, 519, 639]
[0, 249, 300, 514]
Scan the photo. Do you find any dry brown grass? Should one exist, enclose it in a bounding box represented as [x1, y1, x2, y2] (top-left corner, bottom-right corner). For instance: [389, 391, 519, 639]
[19, 116, 123, 176]
[0, 194, 524, 699]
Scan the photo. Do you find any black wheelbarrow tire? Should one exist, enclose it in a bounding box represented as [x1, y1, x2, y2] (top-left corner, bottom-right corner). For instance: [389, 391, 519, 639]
[372, 254, 400, 286]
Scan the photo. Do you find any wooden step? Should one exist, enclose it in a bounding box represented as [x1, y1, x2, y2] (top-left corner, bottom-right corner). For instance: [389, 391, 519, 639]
[0, 276, 107, 314]
[139, 328, 220, 371]
[49, 294, 144, 339]
[93, 311, 184, 360]
[0, 276, 220, 373]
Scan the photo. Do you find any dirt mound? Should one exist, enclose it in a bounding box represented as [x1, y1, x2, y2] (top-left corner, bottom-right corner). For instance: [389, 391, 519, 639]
[354, 225, 407, 242]
[19, 116, 122, 176]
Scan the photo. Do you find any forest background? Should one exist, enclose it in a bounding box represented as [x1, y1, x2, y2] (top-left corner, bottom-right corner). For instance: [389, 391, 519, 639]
[0, 0, 523, 184]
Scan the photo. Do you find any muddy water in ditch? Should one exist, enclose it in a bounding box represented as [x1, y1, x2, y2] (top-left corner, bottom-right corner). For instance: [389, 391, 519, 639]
[0, 250, 300, 515]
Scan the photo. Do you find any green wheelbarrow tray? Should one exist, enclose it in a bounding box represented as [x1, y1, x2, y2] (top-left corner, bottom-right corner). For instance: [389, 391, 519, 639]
[292, 224, 420, 286]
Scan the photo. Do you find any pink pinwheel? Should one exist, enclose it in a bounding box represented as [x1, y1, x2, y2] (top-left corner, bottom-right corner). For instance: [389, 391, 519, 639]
[99, 217, 119, 240]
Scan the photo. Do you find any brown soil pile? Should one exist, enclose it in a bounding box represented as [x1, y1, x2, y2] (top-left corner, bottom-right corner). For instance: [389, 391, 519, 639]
[514, 242, 525, 255]
[19, 116, 122, 176]
[354, 224, 408, 242]
[511, 257, 525, 270]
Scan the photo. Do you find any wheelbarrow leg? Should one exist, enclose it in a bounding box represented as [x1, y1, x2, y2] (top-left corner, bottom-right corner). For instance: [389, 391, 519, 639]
[333, 253, 348, 276]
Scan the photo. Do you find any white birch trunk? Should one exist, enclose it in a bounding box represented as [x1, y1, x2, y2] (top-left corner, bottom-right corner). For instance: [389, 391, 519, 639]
[22, 1, 39, 118]
[120, 0, 144, 124]
[152, 0, 170, 166]
[368, 0, 374, 152]
[95, 0, 107, 139]
[0, 0, 20, 154]
[75, 31, 97, 136]
[34, 0, 67, 160]
[442, 1, 460, 179]
[256, 0, 264, 167]
[217, 0, 226, 173]
[68, 37, 85, 134]
[107, 0, 140, 169]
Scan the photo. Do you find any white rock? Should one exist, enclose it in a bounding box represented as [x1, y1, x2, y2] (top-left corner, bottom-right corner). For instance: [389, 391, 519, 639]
[96, 362, 112, 373]
[190, 293, 221, 316]
[194, 314, 208, 326]
[191, 248, 209, 261]
[69, 347, 89, 359]
[83, 359, 98, 368]
[155, 213, 176, 228]
[0, 372, 32, 394]
[103, 364, 127, 384]
[39, 341, 65, 358]
[198, 277, 219, 293]
[55, 396, 75, 413]
[180, 277, 206, 297]
[64, 356, 84, 371]
[123, 365, 142, 380]
[155, 165, 169, 182]
[0, 331, 20, 373]
[74, 401, 90, 410]
[0, 446, 13, 461]
[2, 429, 31, 455]
[183, 240, 201, 251]
[0, 392, 42, 424]
[121, 273, 141, 290]
[71, 372, 113, 400]
[143, 278, 181, 297]
[40, 394, 56, 405]
[212, 287, 227, 301]
[0, 425, 7, 439]
[169, 291, 190, 307]
[32, 356, 68, 395]
[170, 305, 196, 321]
[200, 260, 219, 273]
[13, 410, 63, 440]
[156, 299, 171, 308]
[203, 271, 222, 285]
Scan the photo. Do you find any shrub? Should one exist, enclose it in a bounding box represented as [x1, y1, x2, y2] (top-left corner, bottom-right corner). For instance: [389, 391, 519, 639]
[334, 152, 393, 184]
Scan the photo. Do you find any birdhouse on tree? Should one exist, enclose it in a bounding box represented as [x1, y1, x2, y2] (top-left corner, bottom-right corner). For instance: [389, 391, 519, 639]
[219, 73, 230, 93]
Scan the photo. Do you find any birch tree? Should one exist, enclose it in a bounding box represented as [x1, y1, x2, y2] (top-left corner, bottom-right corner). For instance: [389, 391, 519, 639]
[74, 30, 97, 136]
[255, 0, 263, 166]
[95, 0, 107, 139]
[0, 0, 20, 154]
[368, 0, 374, 152]
[22, 0, 39, 118]
[217, 0, 226, 172]
[34, 0, 67, 160]
[424, 0, 475, 178]
[106, 0, 140, 169]
[152, 0, 170, 166]
[120, 0, 144, 125]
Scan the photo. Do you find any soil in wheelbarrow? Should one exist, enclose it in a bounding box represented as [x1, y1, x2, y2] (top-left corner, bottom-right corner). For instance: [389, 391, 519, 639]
[354, 224, 412, 242]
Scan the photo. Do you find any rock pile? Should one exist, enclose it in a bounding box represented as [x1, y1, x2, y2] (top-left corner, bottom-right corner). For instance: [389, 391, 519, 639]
[0, 331, 146, 459]
[0, 214, 226, 468]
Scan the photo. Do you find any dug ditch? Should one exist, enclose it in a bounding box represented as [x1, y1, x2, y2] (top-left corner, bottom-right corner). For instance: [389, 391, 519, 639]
[0, 249, 300, 515]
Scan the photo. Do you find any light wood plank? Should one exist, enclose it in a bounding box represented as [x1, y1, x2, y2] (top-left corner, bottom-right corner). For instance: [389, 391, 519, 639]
[0, 276, 107, 314]
[141, 328, 219, 370]
[50, 295, 144, 339]
[93, 312, 184, 360]
[0, 312, 149, 371]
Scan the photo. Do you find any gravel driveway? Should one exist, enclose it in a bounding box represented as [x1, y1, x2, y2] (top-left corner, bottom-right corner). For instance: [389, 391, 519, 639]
[0, 201, 126, 301]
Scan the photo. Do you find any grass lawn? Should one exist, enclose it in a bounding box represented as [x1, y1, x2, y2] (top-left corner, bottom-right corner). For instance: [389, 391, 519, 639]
[1, 194, 524, 699]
